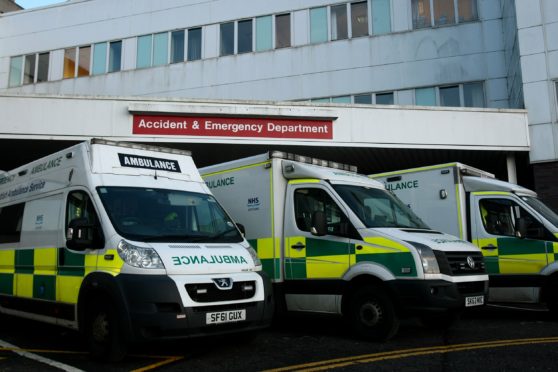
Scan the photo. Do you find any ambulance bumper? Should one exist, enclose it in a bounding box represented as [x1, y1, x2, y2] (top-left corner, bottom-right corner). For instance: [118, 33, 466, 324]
[387, 279, 489, 314]
[116, 272, 274, 342]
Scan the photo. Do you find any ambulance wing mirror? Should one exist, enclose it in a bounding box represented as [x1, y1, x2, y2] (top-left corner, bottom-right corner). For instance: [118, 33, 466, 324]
[515, 217, 527, 239]
[236, 223, 246, 236]
[66, 218, 103, 250]
[311, 211, 327, 236]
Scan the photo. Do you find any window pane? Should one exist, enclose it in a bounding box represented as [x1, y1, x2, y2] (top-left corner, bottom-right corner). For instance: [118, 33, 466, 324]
[23, 54, 35, 84]
[351, 2, 368, 38]
[311, 98, 330, 103]
[331, 4, 348, 40]
[220, 22, 234, 56]
[376, 92, 394, 104]
[412, 0, 431, 29]
[9, 56, 23, 87]
[188, 28, 202, 61]
[137, 35, 152, 68]
[92, 42, 107, 75]
[170, 30, 185, 63]
[464, 82, 485, 107]
[153, 32, 169, 66]
[310, 7, 328, 44]
[256, 16, 272, 51]
[37, 52, 49, 82]
[276, 13, 291, 48]
[415, 87, 436, 106]
[434, 0, 456, 26]
[354, 94, 372, 104]
[439, 85, 460, 106]
[238, 19, 253, 54]
[372, 0, 391, 34]
[458, 0, 478, 22]
[63, 48, 76, 78]
[332, 96, 351, 103]
[77, 46, 91, 77]
[109, 41, 122, 72]
[0, 203, 25, 244]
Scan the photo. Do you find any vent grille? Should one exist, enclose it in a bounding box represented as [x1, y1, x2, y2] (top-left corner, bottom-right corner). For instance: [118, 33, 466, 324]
[434, 251, 486, 275]
[186, 281, 256, 303]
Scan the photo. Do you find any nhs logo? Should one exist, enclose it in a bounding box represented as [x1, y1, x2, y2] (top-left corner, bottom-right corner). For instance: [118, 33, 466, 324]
[247, 197, 260, 211]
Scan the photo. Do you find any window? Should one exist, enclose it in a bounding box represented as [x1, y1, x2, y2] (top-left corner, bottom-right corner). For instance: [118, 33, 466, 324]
[66, 191, 104, 248]
[412, 0, 477, 28]
[0, 203, 24, 244]
[37, 52, 49, 82]
[136, 35, 152, 68]
[153, 32, 168, 66]
[92, 42, 107, 75]
[108, 41, 122, 72]
[171, 30, 185, 63]
[311, 98, 330, 103]
[23, 54, 35, 84]
[556, 81, 558, 107]
[238, 19, 253, 54]
[63, 47, 76, 78]
[354, 94, 372, 104]
[331, 4, 348, 40]
[188, 27, 202, 61]
[412, 0, 431, 29]
[351, 2, 369, 38]
[275, 13, 291, 48]
[415, 87, 436, 106]
[372, 0, 391, 34]
[439, 85, 460, 107]
[9, 56, 23, 87]
[220, 22, 235, 56]
[256, 16, 272, 51]
[376, 92, 394, 105]
[310, 7, 328, 44]
[77, 46, 91, 77]
[294, 188, 351, 237]
[463, 82, 484, 107]
[332, 96, 351, 103]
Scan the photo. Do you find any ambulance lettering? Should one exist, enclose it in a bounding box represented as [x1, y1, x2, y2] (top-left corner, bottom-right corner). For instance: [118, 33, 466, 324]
[206, 177, 235, 189]
[172, 255, 248, 265]
[386, 180, 419, 191]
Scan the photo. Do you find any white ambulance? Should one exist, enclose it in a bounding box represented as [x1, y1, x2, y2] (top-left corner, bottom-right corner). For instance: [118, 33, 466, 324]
[201, 152, 488, 341]
[0, 139, 272, 361]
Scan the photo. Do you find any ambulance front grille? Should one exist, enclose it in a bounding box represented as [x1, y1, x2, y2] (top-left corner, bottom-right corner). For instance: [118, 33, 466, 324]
[434, 251, 486, 275]
[186, 281, 256, 303]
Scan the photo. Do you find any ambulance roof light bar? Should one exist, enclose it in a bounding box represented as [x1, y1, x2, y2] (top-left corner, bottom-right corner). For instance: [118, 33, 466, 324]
[269, 151, 358, 173]
[91, 138, 192, 156]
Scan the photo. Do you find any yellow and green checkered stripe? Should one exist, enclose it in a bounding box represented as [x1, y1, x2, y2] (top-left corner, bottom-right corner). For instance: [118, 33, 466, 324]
[248, 238, 281, 280]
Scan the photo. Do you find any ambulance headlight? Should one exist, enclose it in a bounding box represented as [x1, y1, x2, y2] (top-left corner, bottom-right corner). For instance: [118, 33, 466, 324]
[246, 246, 262, 270]
[409, 242, 440, 275]
[117, 240, 165, 269]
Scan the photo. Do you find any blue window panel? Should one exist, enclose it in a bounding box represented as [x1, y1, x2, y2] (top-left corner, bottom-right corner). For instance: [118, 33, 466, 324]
[153, 32, 169, 66]
[171, 30, 185, 63]
[92, 42, 107, 75]
[137, 35, 152, 68]
[109, 41, 122, 72]
[310, 7, 328, 44]
[256, 16, 272, 51]
[372, 0, 391, 35]
[332, 96, 351, 103]
[415, 87, 436, 106]
[188, 28, 202, 61]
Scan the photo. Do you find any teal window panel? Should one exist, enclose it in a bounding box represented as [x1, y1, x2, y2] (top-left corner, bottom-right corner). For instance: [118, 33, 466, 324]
[9, 56, 23, 87]
[331, 96, 351, 103]
[415, 87, 436, 106]
[372, 0, 391, 35]
[256, 16, 272, 51]
[137, 34, 152, 68]
[153, 32, 169, 66]
[92, 42, 107, 75]
[310, 7, 328, 44]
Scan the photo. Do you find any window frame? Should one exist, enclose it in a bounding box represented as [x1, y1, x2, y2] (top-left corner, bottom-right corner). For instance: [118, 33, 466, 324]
[412, 0, 478, 29]
[275, 13, 292, 49]
[237, 18, 254, 54]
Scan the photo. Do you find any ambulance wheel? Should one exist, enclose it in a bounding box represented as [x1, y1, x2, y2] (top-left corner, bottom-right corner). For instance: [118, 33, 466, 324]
[347, 287, 399, 341]
[86, 300, 127, 362]
[420, 309, 461, 330]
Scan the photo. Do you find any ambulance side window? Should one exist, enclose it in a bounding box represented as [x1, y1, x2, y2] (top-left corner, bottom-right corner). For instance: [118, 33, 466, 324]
[294, 188, 355, 238]
[0, 202, 25, 244]
[66, 191, 101, 230]
[479, 198, 552, 240]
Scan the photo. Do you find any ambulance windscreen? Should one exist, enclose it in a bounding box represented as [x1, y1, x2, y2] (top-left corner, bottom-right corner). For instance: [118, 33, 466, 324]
[333, 185, 429, 229]
[97, 186, 242, 243]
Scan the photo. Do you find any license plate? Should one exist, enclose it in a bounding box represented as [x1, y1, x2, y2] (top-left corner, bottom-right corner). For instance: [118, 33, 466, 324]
[465, 295, 484, 307]
[206, 309, 246, 325]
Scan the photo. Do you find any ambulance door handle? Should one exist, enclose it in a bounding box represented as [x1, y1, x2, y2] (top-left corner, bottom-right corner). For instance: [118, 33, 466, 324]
[291, 242, 306, 251]
[481, 244, 497, 251]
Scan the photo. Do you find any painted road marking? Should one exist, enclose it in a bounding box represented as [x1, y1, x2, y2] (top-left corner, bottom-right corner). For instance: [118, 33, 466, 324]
[130, 355, 184, 372]
[264, 336, 558, 372]
[0, 339, 85, 372]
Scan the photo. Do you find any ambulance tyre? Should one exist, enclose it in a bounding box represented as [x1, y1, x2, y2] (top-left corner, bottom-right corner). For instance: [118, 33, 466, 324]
[347, 287, 399, 341]
[86, 299, 127, 362]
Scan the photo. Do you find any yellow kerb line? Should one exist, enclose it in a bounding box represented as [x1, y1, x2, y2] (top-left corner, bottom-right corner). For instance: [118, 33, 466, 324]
[263, 336, 558, 372]
[131, 355, 184, 372]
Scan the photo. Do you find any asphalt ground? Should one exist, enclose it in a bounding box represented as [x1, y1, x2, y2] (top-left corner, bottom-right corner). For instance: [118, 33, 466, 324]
[1, 305, 558, 371]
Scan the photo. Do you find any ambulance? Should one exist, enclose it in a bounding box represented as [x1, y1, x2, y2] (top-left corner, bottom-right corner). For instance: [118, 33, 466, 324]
[371, 163, 558, 311]
[200, 152, 488, 341]
[0, 139, 272, 361]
